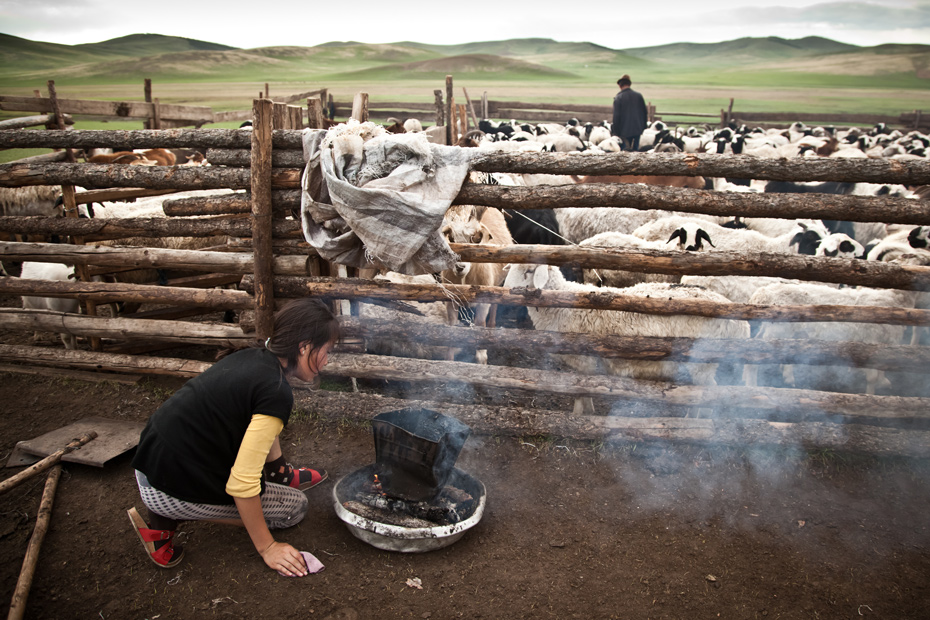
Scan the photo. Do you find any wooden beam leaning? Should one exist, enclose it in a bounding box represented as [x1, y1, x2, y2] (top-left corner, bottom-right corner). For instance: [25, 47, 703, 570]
[0, 344, 211, 377]
[205, 148, 304, 168]
[455, 182, 930, 225]
[242, 275, 930, 326]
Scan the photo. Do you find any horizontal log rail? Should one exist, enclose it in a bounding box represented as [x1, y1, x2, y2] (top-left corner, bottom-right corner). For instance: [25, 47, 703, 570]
[0, 128, 304, 150]
[0, 343, 926, 421]
[0, 162, 302, 191]
[340, 316, 930, 372]
[0, 217, 302, 241]
[0, 96, 213, 122]
[455, 183, 930, 226]
[467, 151, 930, 185]
[0, 309, 251, 347]
[161, 190, 298, 216]
[321, 354, 930, 420]
[0, 276, 254, 309]
[205, 148, 305, 168]
[294, 390, 930, 457]
[0, 114, 73, 131]
[3, 129, 929, 184]
[448, 243, 930, 291]
[242, 275, 930, 326]
[0, 242, 318, 275]
[6, 238, 928, 291]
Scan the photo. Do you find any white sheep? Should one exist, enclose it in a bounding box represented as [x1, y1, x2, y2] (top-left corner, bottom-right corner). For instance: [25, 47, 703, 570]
[503, 263, 750, 414]
[633, 217, 829, 256]
[0, 186, 61, 217]
[578, 230, 695, 288]
[744, 282, 918, 394]
[19, 261, 81, 349]
[555, 207, 676, 244]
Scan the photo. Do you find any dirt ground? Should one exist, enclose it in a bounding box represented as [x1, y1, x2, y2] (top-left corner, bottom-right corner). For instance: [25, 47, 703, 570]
[1, 364, 929, 620]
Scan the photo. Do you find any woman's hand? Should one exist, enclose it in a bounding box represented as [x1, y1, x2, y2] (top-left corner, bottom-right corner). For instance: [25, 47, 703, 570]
[260, 541, 308, 577]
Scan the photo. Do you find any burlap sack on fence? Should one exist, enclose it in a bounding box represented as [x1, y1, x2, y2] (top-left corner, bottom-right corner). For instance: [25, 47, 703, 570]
[300, 121, 475, 275]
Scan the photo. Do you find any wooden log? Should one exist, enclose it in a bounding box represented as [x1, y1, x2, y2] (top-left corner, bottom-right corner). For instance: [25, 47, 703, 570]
[205, 148, 304, 168]
[143, 78, 153, 130]
[307, 98, 324, 129]
[455, 182, 929, 225]
[434, 90, 444, 126]
[466, 151, 930, 185]
[445, 76, 454, 146]
[152, 97, 162, 130]
[0, 363, 142, 384]
[213, 110, 253, 124]
[280, 89, 324, 104]
[486, 100, 613, 115]
[0, 162, 302, 191]
[0, 308, 252, 347]
[293, 390, 930, 457]
[0, 114, 73, 131]
[0, 344, 212, 377]
[7, 465, 63, 620]
[74, 188, 177, 205]
[0, 433, 96, 497]
[320, 353, 930, 419]
[272, 102, 288, 129]
[447, 243, 930, 291]
[462, 88, 479, 129]
[6, 151, 68, 164]
[0, 95, 213, 122]
[161, 190, 298, 216]
[0, 276, 254, 309]
[351, 93, 369, 122]
[0, 128, 304, 150]
[0, 216, 302, 241]
[339, 316, 930, 372]
[243, 275, 930, 326]
[251, 98, 275, 339]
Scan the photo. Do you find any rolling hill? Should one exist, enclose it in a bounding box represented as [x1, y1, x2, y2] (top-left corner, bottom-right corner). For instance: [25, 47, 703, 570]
[0, 32, 926, 87]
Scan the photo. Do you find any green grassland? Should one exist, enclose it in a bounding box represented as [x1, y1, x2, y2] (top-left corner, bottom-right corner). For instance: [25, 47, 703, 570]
[0, 33, 926, 134]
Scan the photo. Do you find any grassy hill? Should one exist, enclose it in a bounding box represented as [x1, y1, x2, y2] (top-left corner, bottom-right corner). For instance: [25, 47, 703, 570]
[330, 54, 576, 81]
[621, 36, 859, 64]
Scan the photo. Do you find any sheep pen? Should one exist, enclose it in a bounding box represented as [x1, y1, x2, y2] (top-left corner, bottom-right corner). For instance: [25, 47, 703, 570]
[1, 96, 930, 620]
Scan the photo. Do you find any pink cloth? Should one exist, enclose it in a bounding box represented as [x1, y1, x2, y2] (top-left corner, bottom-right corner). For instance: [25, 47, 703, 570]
[278, 551, 325, 577]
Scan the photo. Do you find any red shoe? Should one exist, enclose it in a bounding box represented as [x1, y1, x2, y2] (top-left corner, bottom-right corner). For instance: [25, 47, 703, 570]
[127, 507, 184, 568]
[265, 462, 328, 491]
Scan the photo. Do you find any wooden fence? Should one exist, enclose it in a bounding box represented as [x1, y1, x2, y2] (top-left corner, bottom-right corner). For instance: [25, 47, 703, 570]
[2, 105, 930, 456]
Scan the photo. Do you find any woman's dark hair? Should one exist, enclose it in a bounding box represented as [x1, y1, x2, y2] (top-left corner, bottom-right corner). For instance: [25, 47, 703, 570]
[216, 297, 340, 371]
[266, 297, 340, 375]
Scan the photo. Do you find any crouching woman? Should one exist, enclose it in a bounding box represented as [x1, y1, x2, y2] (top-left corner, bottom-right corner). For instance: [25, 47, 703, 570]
[127, 297, 340, 576]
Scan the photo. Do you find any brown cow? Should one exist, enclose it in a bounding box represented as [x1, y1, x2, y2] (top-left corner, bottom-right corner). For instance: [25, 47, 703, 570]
[573, 174, 706, 189]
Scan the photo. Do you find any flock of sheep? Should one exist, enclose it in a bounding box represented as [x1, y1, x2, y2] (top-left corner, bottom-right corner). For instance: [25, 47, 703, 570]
[4, 115, 929, 412]
[376, 116, 930, 411]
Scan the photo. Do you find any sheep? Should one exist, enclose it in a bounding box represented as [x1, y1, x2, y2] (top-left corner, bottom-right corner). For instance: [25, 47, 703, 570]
[555, 207, 677, 244]
[632, 217, 829, 256]
[577, 231, 685, 288]
[439, 203, 514, 363]
[744, 282, 918, 395]
[88, 151, 155, 165]
[403, 118, 423, 133]
[816, 233, 865, 259]
[503, 263, 750, 414]
[0, 186, 61, 217]
[19, 261, 82, 349]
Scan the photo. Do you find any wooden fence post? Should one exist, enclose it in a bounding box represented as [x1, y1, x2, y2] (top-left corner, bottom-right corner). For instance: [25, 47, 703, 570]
[307, 98, 324, 129]
[272, 102, 289, 129]
[351, 93, 369, 122]
[151, 97, 162, 130]
[264, 83, 270, 99]
[445, 75, 454, 146]
[143, 78, 152, 130]
[458, 103, 468, 134]
[250, 99, 274, 339]
[319, 89, 328, 115]
[47, 80, 101, 350]
[481, 92, 488, 120]
[327, 93, 335, 120]
[434, 90, 444, 127]
[289, 105, 303, 129]
[726, 98, 735, 126]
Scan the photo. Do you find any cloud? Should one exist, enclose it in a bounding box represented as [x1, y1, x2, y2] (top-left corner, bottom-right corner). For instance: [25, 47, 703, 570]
[729, 1, 930, 31]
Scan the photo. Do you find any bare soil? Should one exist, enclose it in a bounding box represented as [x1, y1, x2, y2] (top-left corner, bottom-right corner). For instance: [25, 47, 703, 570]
[1, 365, 929, 620]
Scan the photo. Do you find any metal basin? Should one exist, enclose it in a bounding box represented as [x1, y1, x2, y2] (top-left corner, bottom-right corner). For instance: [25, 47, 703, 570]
[332, 464, 486, 553]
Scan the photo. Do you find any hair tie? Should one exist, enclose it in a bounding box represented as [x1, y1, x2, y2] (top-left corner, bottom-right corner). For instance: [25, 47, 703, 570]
[264, 337, 271, 349]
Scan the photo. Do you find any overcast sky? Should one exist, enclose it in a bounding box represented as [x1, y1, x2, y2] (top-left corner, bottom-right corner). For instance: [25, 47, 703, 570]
[1, 0, 928, 50]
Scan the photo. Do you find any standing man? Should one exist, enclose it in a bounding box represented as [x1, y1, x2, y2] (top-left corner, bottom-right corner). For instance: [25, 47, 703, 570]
[611, 74, 648, 152]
